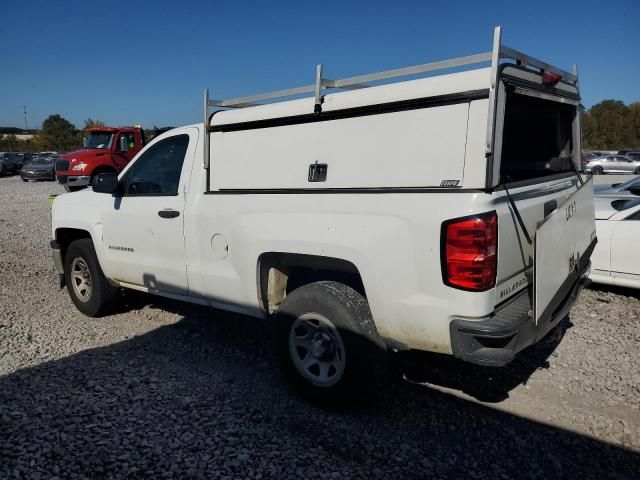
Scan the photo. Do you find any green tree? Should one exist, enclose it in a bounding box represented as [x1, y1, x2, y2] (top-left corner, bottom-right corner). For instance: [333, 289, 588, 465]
[581, 99, 638, 150]
[0, 134, 18, 151]
[39, 114, 79, 152]
[83, 118, 106, 129]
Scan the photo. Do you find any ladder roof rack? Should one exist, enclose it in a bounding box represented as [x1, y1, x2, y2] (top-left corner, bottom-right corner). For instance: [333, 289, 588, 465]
[206, 26, 577, 111]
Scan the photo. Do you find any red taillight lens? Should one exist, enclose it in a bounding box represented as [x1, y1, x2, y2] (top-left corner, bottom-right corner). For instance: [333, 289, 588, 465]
[542, 72, 562, 86]
[442, 212, 497, 291]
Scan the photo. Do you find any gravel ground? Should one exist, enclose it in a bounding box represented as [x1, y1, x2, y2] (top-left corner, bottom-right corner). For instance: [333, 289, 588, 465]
[0, 175, 639, 479]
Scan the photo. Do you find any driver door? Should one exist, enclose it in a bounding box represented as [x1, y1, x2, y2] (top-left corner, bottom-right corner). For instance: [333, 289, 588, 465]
[113, 132, 137, 170]
[101, 129, 197, 295]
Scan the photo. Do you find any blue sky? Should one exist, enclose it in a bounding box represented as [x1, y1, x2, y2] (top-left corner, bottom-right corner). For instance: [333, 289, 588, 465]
[2, 0, 638, 129]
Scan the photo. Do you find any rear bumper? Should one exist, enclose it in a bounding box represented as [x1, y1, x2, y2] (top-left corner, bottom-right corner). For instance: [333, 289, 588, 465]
[450, 261, 591, 367]
[56, 175, 91, 187]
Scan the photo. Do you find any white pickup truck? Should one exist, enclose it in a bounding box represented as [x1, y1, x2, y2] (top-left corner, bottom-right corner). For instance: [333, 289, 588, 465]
[51, 28, 596, 400]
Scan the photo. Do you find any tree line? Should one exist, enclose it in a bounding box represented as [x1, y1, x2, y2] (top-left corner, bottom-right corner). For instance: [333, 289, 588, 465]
[0, 116, 106, 153]
[1, 99, 639, 153]
[582, 100, 640, 151]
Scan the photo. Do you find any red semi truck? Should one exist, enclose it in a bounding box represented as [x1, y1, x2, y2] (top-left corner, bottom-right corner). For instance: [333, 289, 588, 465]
[55, 126, 146, 191]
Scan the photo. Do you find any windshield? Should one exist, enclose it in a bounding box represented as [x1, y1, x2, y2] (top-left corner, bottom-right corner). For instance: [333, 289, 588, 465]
[500, 93, 576, 182]
[615, 176, 640, 191]
[27, 159, 53, 167]
[85, 132, 114, 149]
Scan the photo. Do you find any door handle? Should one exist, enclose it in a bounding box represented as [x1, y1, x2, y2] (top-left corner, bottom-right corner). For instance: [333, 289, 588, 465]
[158, 209, 180, 219]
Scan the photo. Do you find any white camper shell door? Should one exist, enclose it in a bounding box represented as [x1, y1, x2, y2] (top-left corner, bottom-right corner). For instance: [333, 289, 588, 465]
[533, 178, 596, 323]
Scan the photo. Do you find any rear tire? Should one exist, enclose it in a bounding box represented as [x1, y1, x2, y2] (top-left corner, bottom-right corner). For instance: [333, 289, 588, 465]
[64, 238, 117, 317]
[21, 178, 28, 182]
[273, 281, 387, 404]
[591, 166, 603, 175]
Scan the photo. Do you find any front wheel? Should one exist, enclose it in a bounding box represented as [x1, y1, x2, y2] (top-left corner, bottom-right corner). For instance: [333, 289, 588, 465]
[634, 167, 640, 175]
[64, 238, 117, 316]
[21, 178, 28, 182]
[274, 281, 387, 403]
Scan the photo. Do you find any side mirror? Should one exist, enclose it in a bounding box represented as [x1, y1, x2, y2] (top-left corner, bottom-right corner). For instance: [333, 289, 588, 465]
[117, 136, 128, 152]
[83, 137, 88, 148]
[629, 186, 640, 196]
[92, 173, 119, 194]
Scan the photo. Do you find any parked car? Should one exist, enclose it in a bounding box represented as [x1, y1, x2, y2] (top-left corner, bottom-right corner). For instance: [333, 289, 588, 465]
[581, 152, 601, 171]
[0, 152, 20, 175]
[593, 176, 640, 198]
[584, 155, 640, 175]
[590, 197, 640, 289]
[20, 157, 56, 182]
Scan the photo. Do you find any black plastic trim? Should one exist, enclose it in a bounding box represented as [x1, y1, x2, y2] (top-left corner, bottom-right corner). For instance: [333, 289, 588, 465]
[205, 187, 487, 195]
[209, 89, 489, 133]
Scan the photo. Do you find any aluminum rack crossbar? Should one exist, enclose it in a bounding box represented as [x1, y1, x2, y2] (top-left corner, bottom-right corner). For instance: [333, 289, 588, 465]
[208, 51, 494, 109]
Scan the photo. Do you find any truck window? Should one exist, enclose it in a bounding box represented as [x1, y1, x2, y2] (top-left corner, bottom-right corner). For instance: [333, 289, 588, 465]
[500, 92, 576, 182]
[123, 134, 189, 196]
[118, 133, 136, 151]
[86, 132, 114, 149]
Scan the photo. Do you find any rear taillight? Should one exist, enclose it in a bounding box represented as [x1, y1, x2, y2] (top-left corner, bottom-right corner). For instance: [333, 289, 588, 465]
[441, 212, 497, 291]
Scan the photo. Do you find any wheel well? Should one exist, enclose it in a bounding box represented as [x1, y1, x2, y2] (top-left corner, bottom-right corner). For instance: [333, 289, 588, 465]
[258, 253, 365, 314]
[56, 228, 91, 262]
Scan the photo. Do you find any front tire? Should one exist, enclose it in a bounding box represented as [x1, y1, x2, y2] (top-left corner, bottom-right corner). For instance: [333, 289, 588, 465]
[635, 167, 640, 175]
[274, 281, 387, 403]
[64, 238, 117, 317]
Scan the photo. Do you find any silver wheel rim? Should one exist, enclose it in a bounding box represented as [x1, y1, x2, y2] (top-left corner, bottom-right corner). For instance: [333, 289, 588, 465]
[70, 257, 92, 302]
[288, 313, 346, 387]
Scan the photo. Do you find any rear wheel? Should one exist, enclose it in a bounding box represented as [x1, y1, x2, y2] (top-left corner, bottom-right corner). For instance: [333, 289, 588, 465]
[64, 238, 117, 317]
[591, 166, 603, 175]
[22, 178, 28, 182]
[273, 281, 387, 403]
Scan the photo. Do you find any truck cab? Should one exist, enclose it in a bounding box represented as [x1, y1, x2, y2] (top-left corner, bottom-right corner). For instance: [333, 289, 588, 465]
[55, 126, 145, 191]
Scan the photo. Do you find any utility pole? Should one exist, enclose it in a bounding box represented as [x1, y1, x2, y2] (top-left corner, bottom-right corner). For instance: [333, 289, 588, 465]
[23, 106, 28, 130]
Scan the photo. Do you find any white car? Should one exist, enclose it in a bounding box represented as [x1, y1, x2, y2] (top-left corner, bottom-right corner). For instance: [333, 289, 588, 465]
[592, 176, 640, 199]
[590, 197, 640, 289]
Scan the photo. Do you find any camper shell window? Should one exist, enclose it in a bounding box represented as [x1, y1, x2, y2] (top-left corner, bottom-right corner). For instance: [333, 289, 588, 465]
[500, 91, 576, 182]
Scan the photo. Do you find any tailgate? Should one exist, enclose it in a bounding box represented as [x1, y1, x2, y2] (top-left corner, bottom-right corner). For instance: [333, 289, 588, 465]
[534, 178, 596, 323]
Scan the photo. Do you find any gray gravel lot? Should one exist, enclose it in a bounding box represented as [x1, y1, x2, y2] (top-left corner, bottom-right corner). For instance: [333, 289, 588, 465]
[1, 174, 639, 479]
